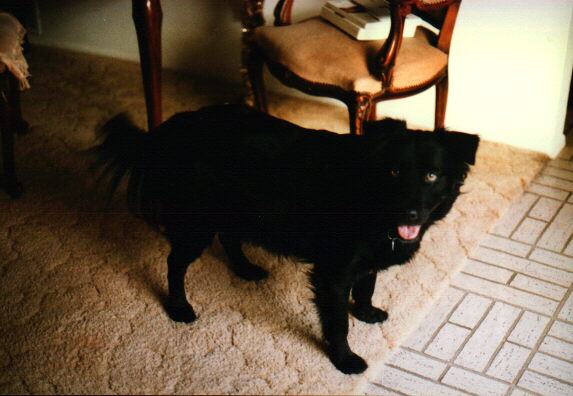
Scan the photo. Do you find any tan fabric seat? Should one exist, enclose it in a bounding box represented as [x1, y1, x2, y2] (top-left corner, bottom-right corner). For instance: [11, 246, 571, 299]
[242, 0, 461, 134]
[254, 17, 447, 94]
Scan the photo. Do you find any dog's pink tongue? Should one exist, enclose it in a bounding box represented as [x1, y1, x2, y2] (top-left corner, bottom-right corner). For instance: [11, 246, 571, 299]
[397, 225, 421, 240]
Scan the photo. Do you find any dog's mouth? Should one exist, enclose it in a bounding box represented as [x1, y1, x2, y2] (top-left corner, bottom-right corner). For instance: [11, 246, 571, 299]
[396, 224, 421, 241]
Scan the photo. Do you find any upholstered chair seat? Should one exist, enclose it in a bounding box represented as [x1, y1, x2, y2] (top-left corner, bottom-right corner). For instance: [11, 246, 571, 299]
[254, 17, 447, 95]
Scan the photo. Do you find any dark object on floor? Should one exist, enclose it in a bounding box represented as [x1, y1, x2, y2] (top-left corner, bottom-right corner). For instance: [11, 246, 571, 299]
[0, 70, 27, 198]
[0, 12, 30, 198]
[92, 104, 479, 374]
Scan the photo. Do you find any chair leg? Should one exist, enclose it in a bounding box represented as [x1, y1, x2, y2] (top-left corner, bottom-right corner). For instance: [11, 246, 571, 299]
[348, 94, 372, 135]
[8, 74, 29, 135]
[367, 101, 378, 122]
[0, 72, 23, 198]
[435, 73, 448, 130]
[241, 44, 268, 112]
[133, 0, 163, 131]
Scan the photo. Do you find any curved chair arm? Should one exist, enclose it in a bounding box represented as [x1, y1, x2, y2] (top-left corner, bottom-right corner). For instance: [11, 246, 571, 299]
[375, 0, 408, 88]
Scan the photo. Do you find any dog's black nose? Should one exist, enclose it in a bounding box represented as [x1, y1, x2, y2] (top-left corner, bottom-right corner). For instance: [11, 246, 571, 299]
[407, 210, 419, 221]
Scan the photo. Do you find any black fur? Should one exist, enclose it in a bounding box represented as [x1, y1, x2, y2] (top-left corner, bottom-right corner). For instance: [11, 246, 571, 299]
[93, 104, 479, 374]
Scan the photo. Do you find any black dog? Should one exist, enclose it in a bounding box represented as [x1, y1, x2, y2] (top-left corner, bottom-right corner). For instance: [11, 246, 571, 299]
[93, 104, 479, 374]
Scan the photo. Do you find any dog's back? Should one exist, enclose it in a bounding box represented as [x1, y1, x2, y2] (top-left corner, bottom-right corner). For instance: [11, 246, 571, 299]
[94, 104, 368, 232]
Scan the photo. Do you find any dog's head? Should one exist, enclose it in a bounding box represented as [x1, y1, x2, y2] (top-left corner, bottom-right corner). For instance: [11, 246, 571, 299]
[363, 118, 480, 244]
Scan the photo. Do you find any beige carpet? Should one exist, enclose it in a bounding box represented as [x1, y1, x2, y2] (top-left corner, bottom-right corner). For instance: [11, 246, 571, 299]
[0, 48, 548, 395]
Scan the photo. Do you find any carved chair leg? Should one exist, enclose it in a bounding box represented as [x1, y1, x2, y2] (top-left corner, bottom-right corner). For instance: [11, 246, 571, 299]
[348, 94, 372, 135]
[133, 0, 163, 131]
[0, 72, 23, 198]
[241, 44, 268, 112]
[435, 73, 449, 130]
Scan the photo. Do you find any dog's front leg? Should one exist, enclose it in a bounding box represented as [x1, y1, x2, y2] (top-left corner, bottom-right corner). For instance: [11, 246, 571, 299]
[351, 272, 388, 323]
[310, 268, 367, 374]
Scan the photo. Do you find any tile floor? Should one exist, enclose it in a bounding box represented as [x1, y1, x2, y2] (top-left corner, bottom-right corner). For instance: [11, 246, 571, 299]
[363, 144, 573, 396]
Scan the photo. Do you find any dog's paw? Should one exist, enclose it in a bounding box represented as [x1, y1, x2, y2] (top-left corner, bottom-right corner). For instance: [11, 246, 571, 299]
[235, 264, 268, 281]
[165, 302, 197, 323]
[331, 351, 368, 375]
[351, 304, 388, 324]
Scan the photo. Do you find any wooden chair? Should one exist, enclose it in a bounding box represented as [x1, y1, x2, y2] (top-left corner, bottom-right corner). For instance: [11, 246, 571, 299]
[241, 0, 461, 134]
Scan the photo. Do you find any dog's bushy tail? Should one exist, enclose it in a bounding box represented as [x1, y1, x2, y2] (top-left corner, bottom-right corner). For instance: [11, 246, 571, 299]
[90, 114, 149, 209]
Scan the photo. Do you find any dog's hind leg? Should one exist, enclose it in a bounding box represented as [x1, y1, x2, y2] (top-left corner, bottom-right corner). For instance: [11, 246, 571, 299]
[350, 273, 388, 323]
[310, 267, 367, 374]
[219, 232, 267, 281]
[164, 228, 214, 323]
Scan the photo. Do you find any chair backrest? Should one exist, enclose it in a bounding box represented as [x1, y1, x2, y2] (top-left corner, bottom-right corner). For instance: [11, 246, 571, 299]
[412, 1, 461, 53]
[269, 0, 461, 30]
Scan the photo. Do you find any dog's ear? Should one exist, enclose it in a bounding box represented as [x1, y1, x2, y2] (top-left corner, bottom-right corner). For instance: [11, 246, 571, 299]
[436, 130, 480, 165]
[363, 118, 407, 137]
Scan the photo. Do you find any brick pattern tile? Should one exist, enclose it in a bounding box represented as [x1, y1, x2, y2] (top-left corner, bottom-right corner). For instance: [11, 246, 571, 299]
[372, 366, 470, 396]
[451, 273, 559, 314]
[508, 311, 551, 348]
[364, 146, 573, 395]
[486, 343, 531, 383]
[481, 234, 531, 257]
[426, 323, 471, 361]
[529, 352, 573, 383]
[539, 336, 573, 361]
[402, 288, 465, 351]
[442, 366, 509, 396]
[510, 388, 537, 396]
[492, 193, 538, 237]
[510, 274, 567, 301]
[455, 302, 521, 371]
[529, 197, 562, 221]
[529, 248, 573, 271]
[537, 204, 573, 252]
[512, 217, 547, 244]
[565, 239, 573, 256]
[449, 293, 491, 328]
[386, 349, 447, 380]
[463, 259, 514, 283]
[558, 291, 573, 322]
[518, 371, 573, 396]
[548, 320, 573, 343]
[526, 183, 569, 200]
[534, 174, 573, 193]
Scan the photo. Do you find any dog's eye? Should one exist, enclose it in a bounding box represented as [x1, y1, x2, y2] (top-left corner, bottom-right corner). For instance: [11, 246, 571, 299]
[425, 172, 438, 183]
[390, 169, 400, 177]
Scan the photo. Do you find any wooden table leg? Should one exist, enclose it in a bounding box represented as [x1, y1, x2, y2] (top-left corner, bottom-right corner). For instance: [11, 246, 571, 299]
[132, 0, 163, 131]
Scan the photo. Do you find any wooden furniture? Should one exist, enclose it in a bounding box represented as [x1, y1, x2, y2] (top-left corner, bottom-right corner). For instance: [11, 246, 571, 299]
[0, 70, 27, 198]
[132, 0, 163, 131]
[241, 0, 462, 134]
[0, 12, 29, 198]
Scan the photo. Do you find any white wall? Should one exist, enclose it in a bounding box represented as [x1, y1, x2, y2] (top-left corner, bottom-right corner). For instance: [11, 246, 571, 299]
[30, 0, 573, 157]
